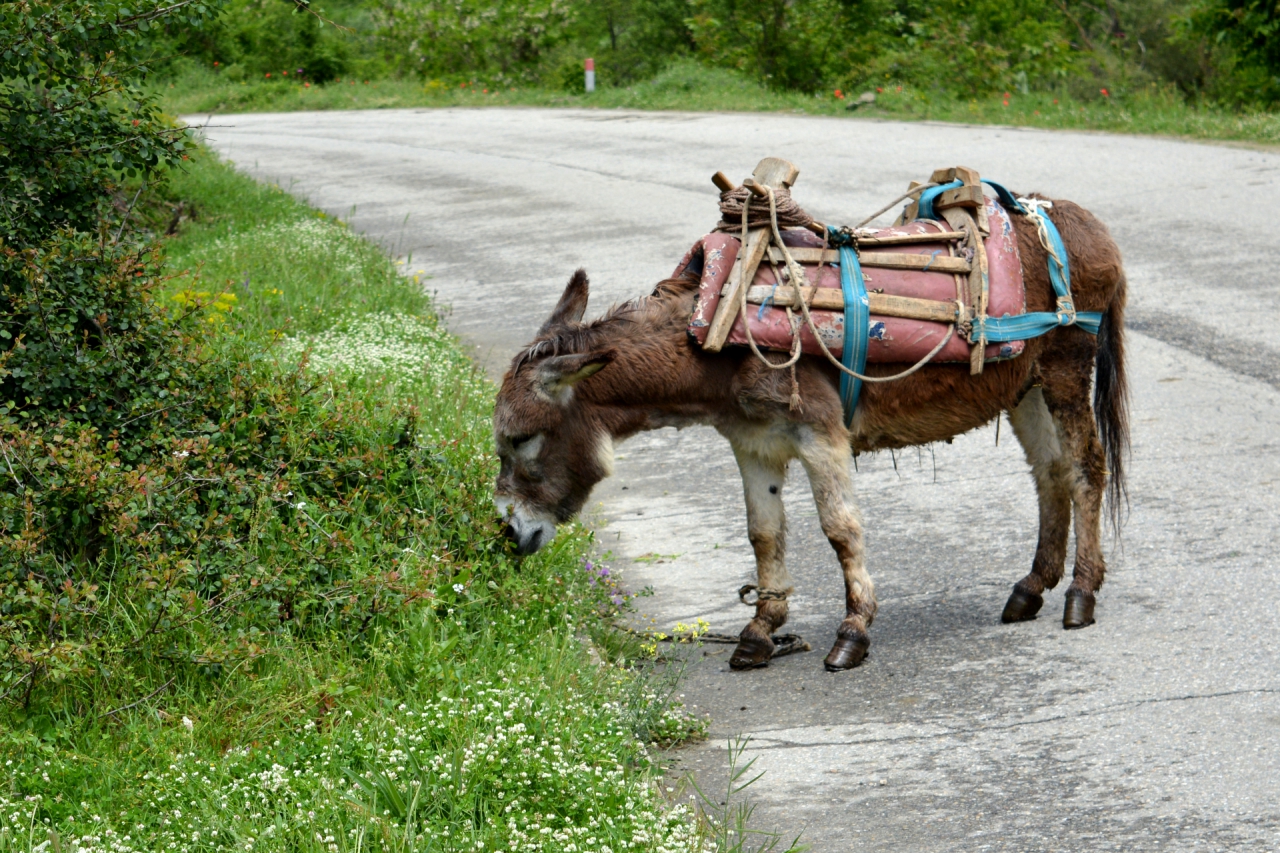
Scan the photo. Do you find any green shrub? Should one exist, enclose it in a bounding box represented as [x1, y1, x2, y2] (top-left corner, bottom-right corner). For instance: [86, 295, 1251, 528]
[376, 0, 575, 83]
[0, 1, 222, 432]
[148, 0, 1267, 110]
[161, 0, 353, 83]
[1183, 0, 1280, 105]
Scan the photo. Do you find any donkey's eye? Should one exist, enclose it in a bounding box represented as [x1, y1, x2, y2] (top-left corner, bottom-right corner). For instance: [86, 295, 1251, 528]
[509, 434, 533, 450]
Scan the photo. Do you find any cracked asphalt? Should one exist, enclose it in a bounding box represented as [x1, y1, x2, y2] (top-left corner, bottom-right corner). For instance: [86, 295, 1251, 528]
[193, 108, 1280, 851]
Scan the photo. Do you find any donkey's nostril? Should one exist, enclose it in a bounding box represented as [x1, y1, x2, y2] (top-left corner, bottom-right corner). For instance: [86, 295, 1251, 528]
[502, 521, 519, 542]
[516, 527, 544, 556]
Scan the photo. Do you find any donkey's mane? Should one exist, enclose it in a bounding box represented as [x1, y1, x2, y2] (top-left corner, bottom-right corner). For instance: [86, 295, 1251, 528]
[512, 272, 699, 370]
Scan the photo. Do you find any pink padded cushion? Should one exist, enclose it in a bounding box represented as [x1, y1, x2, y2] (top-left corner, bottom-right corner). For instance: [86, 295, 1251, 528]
[683, 196, 1025, 364]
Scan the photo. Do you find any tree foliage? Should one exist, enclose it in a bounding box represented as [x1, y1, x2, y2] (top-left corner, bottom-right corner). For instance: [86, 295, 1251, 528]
[147, 0, 1280, 104]
[0, 0, 230, 706]
[0, 1, 221, 428]
[161, 0, 354, 83]
[1185, 0, 1280, 104]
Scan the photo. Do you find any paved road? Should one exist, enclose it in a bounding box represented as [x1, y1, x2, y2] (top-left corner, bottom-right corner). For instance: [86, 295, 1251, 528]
[195, 109, 1280, 852]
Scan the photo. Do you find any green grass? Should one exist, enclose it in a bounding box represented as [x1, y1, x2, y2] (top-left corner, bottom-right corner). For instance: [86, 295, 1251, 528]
[160, 59, 1280, 147]
[0, 151, 711, 852]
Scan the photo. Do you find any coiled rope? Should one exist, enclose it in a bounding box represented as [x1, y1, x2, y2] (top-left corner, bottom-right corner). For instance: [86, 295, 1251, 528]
[740, 185, 963, 393]
[714, 185, 815, 233]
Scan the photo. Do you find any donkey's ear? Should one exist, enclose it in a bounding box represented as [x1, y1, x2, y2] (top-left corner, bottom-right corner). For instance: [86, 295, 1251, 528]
[536, 350, 614, 403]
[538, 269, 590, 336]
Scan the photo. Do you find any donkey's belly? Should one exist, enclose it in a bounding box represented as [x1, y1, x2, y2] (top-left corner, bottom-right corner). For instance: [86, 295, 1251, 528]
[849, 353, 1033, 452]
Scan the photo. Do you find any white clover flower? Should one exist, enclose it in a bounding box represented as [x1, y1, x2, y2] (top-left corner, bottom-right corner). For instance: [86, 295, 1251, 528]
[182, 717, 193, 733]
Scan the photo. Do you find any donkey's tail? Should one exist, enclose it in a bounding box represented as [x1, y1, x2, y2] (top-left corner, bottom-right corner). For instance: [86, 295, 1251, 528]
[1094, 271, 1130, 535]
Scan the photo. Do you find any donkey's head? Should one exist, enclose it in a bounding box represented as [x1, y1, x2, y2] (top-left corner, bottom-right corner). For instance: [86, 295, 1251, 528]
[493, 270, 617, 554]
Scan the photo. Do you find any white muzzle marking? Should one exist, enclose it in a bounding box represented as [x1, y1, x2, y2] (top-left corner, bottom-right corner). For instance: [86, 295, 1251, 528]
[495, 496, 557, 555]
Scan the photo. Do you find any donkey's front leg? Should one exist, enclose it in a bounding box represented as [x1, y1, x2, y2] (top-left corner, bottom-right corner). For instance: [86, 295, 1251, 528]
[798, 427, 875, 671]
[728, 445, 794, 670]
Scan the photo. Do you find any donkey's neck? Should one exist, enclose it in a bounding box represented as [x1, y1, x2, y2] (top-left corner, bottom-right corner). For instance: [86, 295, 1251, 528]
[577, 290, 734, 438]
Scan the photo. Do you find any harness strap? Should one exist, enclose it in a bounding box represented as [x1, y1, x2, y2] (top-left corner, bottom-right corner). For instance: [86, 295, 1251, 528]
[977, 180, 1103, 342]
[915, 180, 963, 220]
[835, 237, 869, 428]
[729, 175, 1103, 431]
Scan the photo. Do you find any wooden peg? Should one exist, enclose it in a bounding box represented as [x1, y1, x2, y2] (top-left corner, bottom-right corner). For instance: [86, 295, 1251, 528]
[741, 178, 770, 198]
[712, 171, 736, 193]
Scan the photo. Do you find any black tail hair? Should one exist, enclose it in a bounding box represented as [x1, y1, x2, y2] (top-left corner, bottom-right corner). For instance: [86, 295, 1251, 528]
[1094, 273, 1130, 536]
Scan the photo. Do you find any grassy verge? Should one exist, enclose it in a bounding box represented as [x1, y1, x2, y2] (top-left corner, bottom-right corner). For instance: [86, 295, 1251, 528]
[161, 60, 1280, 147]
[0, 150, 709, 852]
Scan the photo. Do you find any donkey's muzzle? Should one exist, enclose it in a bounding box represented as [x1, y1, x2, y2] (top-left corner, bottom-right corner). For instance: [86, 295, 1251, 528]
[502, 521, 543, 555]
[500, 507, 556, 556]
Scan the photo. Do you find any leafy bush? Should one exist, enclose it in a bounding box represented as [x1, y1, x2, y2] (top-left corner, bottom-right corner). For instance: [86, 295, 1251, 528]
[0, 1, 218, 430]
[857, 0, 1076, 96]
[375, 0, 575, 83]
[149, 0, 1280, 109]
[161, 0, 355, 83]
[1184, 0, 1280, 105]
[0, 331, 486, 704]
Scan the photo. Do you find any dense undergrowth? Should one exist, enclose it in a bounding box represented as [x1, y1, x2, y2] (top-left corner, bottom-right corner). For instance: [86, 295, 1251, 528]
[0, 149, 714, 852]
[151, 0, 1280, 141]
[0, 6, 765, 850]
[162, 59, 1280, 147]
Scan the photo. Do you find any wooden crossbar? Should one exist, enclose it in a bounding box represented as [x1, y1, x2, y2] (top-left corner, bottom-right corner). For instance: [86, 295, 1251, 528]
[766, 247, 970, 274]
[745, 285, 960, 324]
[854, 231, 966, 246]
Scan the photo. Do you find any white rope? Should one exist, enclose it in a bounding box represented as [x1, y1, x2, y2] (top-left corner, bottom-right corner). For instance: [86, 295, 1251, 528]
[1018, 197, 1061, 264]
[745, 186, 962, 386]
[853, 182, 942, 229]
[736, 187, 803, 371]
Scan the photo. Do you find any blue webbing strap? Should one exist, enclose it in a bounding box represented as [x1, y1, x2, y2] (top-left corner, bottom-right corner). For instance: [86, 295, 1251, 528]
[822, 178, 1103, 427]
[828, 227, 868, 427]
[976, 179, 1103, 341]
[915, 180, 962, 221]
[919, 178, 1102, 342]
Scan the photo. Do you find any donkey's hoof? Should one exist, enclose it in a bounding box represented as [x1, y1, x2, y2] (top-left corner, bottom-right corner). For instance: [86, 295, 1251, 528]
[823, 632, 870, 671]
[1001, 586, 1044, 623]
[1063, 589, 1096, 629]
[729, 636, 774, 670]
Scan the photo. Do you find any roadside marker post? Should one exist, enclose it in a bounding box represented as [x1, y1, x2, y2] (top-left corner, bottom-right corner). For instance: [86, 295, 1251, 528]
[584, 58, 595, 93]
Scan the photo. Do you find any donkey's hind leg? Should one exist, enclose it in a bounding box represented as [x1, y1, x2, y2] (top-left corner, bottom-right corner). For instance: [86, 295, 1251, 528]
[1045, 370, 1111, 628]
[1006, 378, 1109, 628]
[728, 444, 794, 670]
[797, 426, 875, 671]
[1004, 386, 1072, 623]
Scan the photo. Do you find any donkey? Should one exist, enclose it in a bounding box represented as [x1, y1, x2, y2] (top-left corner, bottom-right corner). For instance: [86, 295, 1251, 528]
[493, 196, 1129, 671]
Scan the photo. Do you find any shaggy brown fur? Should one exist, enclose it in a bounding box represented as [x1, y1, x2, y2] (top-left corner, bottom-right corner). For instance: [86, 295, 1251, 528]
[493, 198, 1129, 671]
